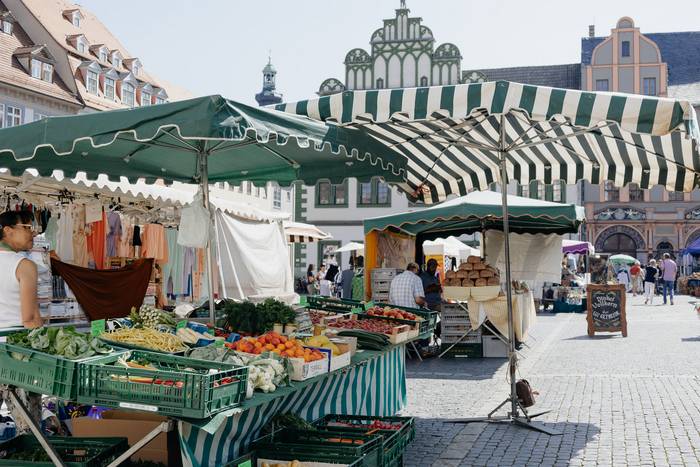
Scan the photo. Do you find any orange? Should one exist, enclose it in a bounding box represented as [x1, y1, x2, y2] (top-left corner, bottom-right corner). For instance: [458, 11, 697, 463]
[284, 341, 294, 349]
[279, 336, 287, 344]
[277, 344, 286, 351]
[254, 342, 262, 349]
[265, 344, 275, 351]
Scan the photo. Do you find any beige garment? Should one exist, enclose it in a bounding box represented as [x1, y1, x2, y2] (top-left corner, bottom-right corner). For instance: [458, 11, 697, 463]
[117, 217, 134, 258]
[72, 204, 89, 267]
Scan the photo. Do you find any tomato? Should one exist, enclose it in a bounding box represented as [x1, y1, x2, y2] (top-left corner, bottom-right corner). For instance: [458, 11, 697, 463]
[174, 381, 184, 389]
[163, 380, 174, 387]
[153, 379, 163, 385]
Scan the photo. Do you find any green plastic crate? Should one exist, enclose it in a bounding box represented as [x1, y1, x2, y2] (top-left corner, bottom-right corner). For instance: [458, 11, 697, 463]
[0, 435, 128, 466]
[223, 452, 252, 467]
[313, 415, 415, 467]
[0, 343, 115, 400]
[254, 429, 383, 467]
[77, 350, 248, 419]
[244, 450, 365, 466]
[369, 303, 438, 339]
[307, 295, 365, 313]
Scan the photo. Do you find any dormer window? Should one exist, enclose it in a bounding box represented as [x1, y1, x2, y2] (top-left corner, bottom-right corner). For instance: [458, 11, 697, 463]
[68, 35, 89, 54]
[30, 59, 53, 82]
[124, 58, 141, 77]
[104, 77, 115, 99]
[110, 50, 123, 69]
[122, 82, 135, 107]
[77, 38, 87, 54]
[1, 19, 12, 35]
[141, 91, 151, 106]
[72, 13, 80, 27]
[63, 9, 83, 27]
[99, 50, 108, 62]
[86, 70, 98, 94]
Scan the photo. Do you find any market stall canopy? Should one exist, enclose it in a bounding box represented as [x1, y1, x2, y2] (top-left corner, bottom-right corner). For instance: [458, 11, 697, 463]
[681, 237, 700, 256]
[562, 239, 595, 255]
[0, 170, 289, 222]
[0, 95, 407, 187]
[283, 221, 331, 243]
[609, 254, 637, 264]
[423, 236, 479, 258]
[334, 241, 365, 254]
[364, 191, 585, 237]
[276, 81, 700, 203]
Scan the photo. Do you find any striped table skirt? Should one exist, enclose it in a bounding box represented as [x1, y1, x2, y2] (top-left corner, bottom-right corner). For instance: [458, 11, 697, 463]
[178, 344, 407, 467]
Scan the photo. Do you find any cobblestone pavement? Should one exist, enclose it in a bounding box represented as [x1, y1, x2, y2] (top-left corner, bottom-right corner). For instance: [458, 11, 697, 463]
[402, 294, 700, 466]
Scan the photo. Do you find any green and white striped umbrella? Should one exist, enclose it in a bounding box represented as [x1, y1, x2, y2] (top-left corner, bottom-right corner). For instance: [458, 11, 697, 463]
[276, 81, 700, 204]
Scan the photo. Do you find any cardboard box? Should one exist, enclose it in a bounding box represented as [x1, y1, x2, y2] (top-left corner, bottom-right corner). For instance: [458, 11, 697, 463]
[71, 410, 170, 464]
[289, 347, 330, 381]
[307, 342, 352, 373]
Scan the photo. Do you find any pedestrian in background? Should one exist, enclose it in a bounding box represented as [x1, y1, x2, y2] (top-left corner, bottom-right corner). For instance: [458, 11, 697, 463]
[660, 253, 677, 305]
[643, 259, 658, 305]
[617, 266, 630, 292]
[306, 264, 316, 295]
[630, 261, 642, 296]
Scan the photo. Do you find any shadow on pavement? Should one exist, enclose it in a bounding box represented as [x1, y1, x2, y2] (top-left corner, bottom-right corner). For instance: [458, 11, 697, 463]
[403, 417, 601, 466]
[562, 334, 621, 340]
[681, 336, 700, 342]
[406, 355, 506, 380]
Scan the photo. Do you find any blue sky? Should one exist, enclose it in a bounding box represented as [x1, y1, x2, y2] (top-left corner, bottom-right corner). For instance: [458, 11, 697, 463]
[78, 0, 700, 104]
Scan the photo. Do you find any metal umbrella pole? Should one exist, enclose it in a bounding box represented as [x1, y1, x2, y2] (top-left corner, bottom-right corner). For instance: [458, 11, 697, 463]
[198, 151, 217, 325]
[447, 114, 561, 436]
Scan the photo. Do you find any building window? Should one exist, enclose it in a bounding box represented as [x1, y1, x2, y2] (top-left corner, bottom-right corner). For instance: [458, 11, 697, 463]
[316, 181, 347, 206]
[132, 63, 140, 76]
[376, 78, 384, 89]
[155, 96, 165, 105]
[86, 70, 98, 94]
[41, 63, 53, 82]
[141, 91, 151, 106]
[113, 57, 122, 68]
[5, 106, 22, 127]
[99, 50, 108, 62]
[273, 187, 282, 210]
[420, 76, 428, 87]
[104, 77, 115, 100]
[77, 39, 87, 54]
[517, 183, 529, 198]
[72, 13, 80, 27]
[621, 41, 630, 57]
[643, 77, 656, 96]
[1, 20, 12, 35]
[357, 178, 391, 206]
[31, 59, 42, 79]
[595, 79, 609, 92]
[33, 112, 47, 122]
[122, 82, 135, 107]
[629, 183, 644, 201]
[604, 181, 619, 201]
[668, 191, 684, 201]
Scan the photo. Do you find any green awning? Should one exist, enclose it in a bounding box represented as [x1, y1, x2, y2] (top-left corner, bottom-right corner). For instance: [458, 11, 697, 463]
[364, 191, 585, 236]
[0, 95, 406, 186]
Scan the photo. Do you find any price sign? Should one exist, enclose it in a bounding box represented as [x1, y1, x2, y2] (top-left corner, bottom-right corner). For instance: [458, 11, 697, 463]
[176, 320, 188, 330]
[299, 295, 308, 306]
[239, 461, 252, 467]
[91, 319, 105, 336]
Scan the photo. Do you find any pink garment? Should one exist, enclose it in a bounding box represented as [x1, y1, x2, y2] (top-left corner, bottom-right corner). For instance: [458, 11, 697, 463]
[140, 224, 169, 263]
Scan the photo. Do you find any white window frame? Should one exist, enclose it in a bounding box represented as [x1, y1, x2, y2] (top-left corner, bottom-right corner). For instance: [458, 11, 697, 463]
[72, 12, 81, 27]
[77, 38, 87, 54]
[5, 105, 22, 127]
[1, 20, 12, 35]
[104, 77, 115, 100]
[141, 91, 151, 106]
[31, 58, 42, 79]
[99, 50, 108, 62]
[122, 82, 135, 107]
[273, 187, 282, 210]
[41, 62, 53, 82]
[132, 63, 140, 76]
[155, 96, 165, 105]
[86, 70, 98, 94]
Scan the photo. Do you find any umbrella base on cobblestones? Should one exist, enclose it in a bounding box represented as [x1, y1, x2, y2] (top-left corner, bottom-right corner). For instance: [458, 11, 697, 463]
[448, 399, 561, 435]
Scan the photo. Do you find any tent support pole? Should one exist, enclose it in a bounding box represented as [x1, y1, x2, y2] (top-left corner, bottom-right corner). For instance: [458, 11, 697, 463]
[199, 152, 217, 325]
[447, 113, 561, 436]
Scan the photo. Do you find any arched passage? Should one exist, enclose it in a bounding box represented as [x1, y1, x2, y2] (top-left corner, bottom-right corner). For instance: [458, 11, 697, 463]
[595, 226, 646, 258]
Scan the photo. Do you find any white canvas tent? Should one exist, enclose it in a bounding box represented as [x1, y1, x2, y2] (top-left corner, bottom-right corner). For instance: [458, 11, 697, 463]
[423, 236, 479, 261]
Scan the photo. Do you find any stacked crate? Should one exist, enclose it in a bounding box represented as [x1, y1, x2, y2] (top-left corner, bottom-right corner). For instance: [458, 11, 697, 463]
[440, 302, 483, 357]
[370, 269, 401, 303]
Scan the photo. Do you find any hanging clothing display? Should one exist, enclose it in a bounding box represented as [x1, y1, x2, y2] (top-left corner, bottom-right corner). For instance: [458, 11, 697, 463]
[86, 211, 106, 270]
[117, 215, 134, 258]
[72, 204, 89, 268]
[132, 225, 142, 246]
[141, 223, 168, 263]
[106, 211, 122, 258]
[55, 206, 74, 263]
[52, 258, 154, 320]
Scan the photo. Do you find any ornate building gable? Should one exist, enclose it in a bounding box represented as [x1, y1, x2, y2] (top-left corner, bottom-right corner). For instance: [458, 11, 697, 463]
[318, 1, 462, 95]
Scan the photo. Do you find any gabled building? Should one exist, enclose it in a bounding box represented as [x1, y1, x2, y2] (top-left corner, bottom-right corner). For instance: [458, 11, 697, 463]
[0, 0, 190, 125]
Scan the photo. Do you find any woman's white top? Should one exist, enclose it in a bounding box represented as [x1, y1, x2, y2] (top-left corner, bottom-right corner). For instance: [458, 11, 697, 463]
[0, 250, 27, 328]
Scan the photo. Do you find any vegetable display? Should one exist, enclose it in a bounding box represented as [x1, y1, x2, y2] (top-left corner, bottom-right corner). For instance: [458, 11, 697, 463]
[219, 299, 296, 335]
[188, 346, 289, 395]
[7, 327, 112, 360]
[176, 327, 214, 345]
[228, 332, 325, 363]
[101, 328, 187, 353]
[334, 330, 389, 351]
[129, 305, 177, 329]
[327, 318, 397, 334]
[366, 306, 420, 321]
[304, 335, 342, 356]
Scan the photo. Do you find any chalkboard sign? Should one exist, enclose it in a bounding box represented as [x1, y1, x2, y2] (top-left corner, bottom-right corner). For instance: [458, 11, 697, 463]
[587, 284, 627, 337]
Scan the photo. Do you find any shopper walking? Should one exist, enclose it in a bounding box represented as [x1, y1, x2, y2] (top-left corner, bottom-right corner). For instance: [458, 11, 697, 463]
[630, 261, 642, 296]
[617, 266, 630, 292]
[643, 259, 658, 305]
[660, 253, 677, 305]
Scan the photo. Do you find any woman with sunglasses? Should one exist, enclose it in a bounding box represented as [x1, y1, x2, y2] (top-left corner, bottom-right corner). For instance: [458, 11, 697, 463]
[0, 210, 43, 329]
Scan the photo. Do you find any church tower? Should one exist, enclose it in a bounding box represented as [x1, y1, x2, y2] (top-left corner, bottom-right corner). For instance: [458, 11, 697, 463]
[255, 55, 283, 106]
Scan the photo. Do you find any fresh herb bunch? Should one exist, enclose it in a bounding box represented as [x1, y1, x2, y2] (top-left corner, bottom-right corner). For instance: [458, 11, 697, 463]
[219, 299, 296, 335]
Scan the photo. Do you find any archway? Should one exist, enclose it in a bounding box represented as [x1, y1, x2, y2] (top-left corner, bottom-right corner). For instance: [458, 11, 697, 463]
[601, 233, 638, 257]
[656, 241, 675, 259]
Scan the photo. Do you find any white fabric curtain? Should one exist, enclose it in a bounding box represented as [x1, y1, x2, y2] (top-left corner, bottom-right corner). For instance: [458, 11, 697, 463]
[484, 231, 563, 288]
[214, 210, 294, 301]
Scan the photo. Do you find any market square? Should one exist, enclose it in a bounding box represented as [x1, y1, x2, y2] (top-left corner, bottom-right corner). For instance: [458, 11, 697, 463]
[0, 1, 698, 466]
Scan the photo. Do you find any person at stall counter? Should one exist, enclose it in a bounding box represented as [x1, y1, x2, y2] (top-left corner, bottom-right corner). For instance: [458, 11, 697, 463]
[420, 258, 442, 312]
[389, 262, 425, 308]
[0, 210, 42, 329]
